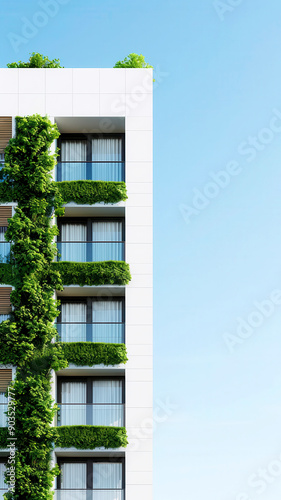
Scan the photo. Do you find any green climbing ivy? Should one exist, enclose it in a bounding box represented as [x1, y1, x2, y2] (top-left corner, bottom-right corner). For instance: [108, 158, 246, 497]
[0, 115, 67, 500]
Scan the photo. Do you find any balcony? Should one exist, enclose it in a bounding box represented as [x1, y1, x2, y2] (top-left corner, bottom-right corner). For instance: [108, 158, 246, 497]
[55, 490, 124, 500]
[57, 242, 125, 262]
[56, 323, 125, 343]
[57, 404, 124, 427]
[0, 243, 10, 263]
[0, 490, 8, 499]
[56, 162, 125, 182]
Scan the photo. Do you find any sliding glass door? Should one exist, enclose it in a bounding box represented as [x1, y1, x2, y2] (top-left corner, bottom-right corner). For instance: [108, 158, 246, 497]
[56, 459, 124, 500]
[58, 377, 124, 427]
[57, 134, 125, 182]
[57, 297, 124, 344]
[57, 219, 125, 263]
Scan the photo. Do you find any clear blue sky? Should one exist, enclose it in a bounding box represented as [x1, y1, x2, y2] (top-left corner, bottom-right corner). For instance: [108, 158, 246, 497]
[2, 1, 281, 498]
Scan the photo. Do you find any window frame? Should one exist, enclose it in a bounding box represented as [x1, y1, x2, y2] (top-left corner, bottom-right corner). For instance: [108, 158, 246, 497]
[56, 457, 125, 491]
[57, 133, 125, 163]
[57, 376, 125, 405]
[57, 217, 125, 243]
[57, 296, 125, 325]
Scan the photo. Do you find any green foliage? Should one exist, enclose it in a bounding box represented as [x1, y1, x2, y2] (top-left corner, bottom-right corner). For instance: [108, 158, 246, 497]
[0, 425, 128, 451]
[114, 53, 153, 69]
[56, 180, 127, 205]
[0, 115, 67, 499]
[0, 261, 131, 287]
[0, 264, 12, 284]
[61, 342, 128, 366]
[7, 52, 62, 68]
[56, 425, 128, 449]
[0, 427, 8, 448]
[54, 261, 131, 286]
[0, 180, 127, 206]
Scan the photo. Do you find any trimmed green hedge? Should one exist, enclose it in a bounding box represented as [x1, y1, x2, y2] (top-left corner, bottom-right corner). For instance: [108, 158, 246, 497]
[0, 261, 131, 286]
[56, 425, 128, 449]
[0, 426, 128, 450]
[53, 261, 131, 286]
[61, 342, 127, 366]
[56, 180, 127, 205]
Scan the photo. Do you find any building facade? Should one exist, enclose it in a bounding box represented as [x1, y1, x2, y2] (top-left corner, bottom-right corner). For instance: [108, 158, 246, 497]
[0, 68, 153, 499]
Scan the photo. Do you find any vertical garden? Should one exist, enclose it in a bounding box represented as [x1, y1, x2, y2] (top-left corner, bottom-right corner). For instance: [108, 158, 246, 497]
[0, 112, 130, 499]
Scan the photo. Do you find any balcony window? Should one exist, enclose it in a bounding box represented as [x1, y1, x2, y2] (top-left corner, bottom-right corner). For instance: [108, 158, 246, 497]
[0, 227, 9, 263]
[57, 377, 124, 426]
[0, 462, 8, 498]
[56, 458, 124, 500]
[56, 134, 125, 182]
[56, 297, 125, 343]
[57, 218, 125, 262]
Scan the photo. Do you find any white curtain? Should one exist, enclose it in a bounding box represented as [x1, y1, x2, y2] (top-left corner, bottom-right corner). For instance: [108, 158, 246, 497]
[92, 139, 122, 161]
[92, 300, 122, 343]
[93, 380, 122, 403]
[92, 380, 123, 427]
[60, 303, 87, 342]
[61, 382, 87, 425]
[92, 138, 123, 182]
[92, 301, 122, 323]
[92, 222, 122, 242]
[60, 224, 87, 262]
[61, 140, 87, 181]
[93, 463, 122, 489]
[61, 463, 87, 489]
[92, 222, 122, 261]
[0, 394, 7, 427]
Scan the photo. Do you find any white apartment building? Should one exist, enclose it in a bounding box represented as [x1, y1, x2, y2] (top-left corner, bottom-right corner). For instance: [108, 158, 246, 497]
[0, 67, 153, 500]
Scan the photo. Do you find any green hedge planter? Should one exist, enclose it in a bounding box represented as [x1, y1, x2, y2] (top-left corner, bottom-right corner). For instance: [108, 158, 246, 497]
[0, 261, 131, 287]
[53, 261, 131, 286]
[56, 425, 128, 449]
[56, 180, 127, 205]
[61, 342, 128, 366]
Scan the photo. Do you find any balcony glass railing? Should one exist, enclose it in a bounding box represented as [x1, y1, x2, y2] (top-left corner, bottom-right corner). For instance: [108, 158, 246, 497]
[55, 490, 124, 500]
[0, 243, 10, 263]
[56, 323, 125, 343]
[57, 404, 124, 427]
[57, 242, 125, 262]
[56, 162, 125, 182]
[0, 405, 7, 427]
